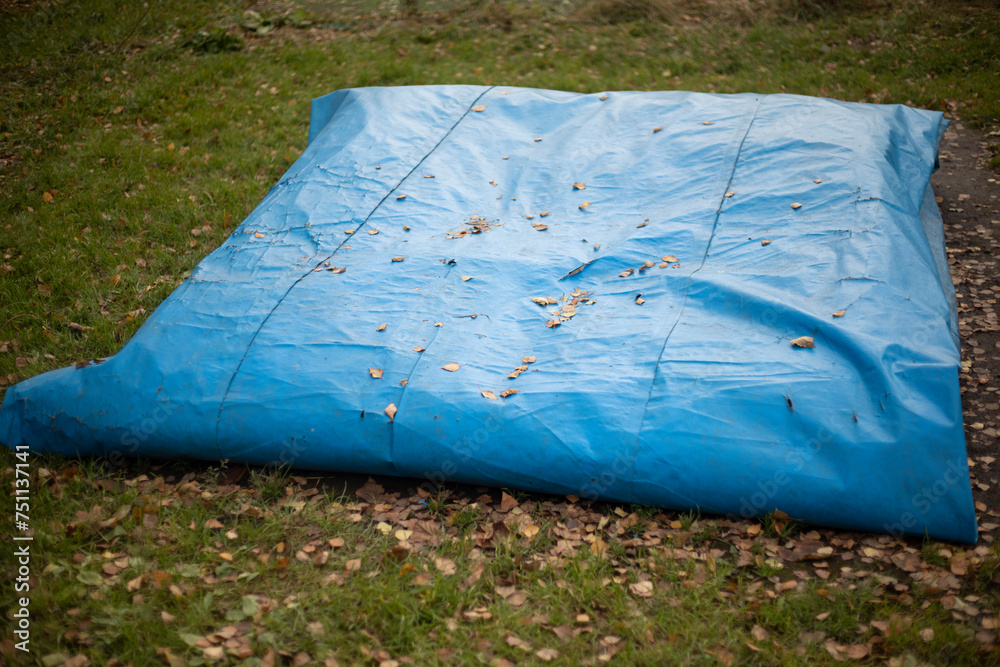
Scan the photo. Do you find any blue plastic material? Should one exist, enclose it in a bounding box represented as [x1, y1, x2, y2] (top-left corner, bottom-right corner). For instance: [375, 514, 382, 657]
[0, 86, 977, 543]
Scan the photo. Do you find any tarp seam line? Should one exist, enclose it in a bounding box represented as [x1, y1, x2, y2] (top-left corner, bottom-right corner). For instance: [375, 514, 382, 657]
[214, 87, 495, 449]
[628, 95, 763, 497]
[389, 87, 496, 472]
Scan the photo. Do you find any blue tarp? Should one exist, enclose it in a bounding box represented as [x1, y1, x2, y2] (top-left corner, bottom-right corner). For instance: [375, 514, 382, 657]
[1, 86, 977, 542]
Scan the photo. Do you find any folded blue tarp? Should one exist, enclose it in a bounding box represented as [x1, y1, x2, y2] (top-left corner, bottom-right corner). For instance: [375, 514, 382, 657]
[1, 86, 977, 542]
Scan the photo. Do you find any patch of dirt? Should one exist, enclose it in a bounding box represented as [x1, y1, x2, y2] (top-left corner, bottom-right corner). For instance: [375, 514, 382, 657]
[934, 121, 1000, 522]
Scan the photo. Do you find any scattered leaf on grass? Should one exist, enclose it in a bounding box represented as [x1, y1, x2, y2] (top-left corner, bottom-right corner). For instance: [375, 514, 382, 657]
[442, 362, 461, 372]
[832, 310, 845, 317]
[482, 390, 498, 400]
[384, 404, 397, 422]
[790, 336, 815, 348]
[629, 580, 654, 598]
[369, 368, 383, 379]
[500, 388, 519, 398]
[791, 202, 802, 209]
[536, 648, 559, 661]
[471, 105, 487, 112]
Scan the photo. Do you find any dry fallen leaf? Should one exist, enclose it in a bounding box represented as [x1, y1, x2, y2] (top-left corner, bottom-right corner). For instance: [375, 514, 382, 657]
[376, 323, 387, 331]
[658, 262, 669, 269]
[832, 310, 845, 317]
[369, 368, 383, 379]
[522, 356, 536, 364]
[442, 362, 461, 372]
[635, 295, 645, 305]
[345, 229, 355, 235]
[579, 201, 591, 210]
[471, 105, 487, 112]
[396, 194, 406, 200]
[535, 648, 559, 662]
[327, 267, 346, 273]
[546, 320, 561, 328]
[813, 178, 823, 184]
[461, 276, 472, 281]
[761, 239, 771, 246]
[790, 202, 802, 209]
[368, 229, 379, 235]
[482, 390, 498, 400]
[413, 346, 425, 352]
[384, 404, 397, 422]
[790, 336, 815, 349]
[391, 256, 405, 262]
[702, 121, 713, 125]
[500, 388, 519, 398]
[652, 126, 662, 132]
[661, 255, 678, 263]
[629, 580, 654, 598]
[434, 322, 443, 327]
[619, 268, 634, 278]
[254, 231, 266, 238]
[639, 260, 655, 271]
[540, 211, 550, 217]
[573, 182, 586, 190]
[534, 137, 542, 142]
[532, 223, 548, 231]
[600, 94, 608, 100]
[423, 174, 435, 178]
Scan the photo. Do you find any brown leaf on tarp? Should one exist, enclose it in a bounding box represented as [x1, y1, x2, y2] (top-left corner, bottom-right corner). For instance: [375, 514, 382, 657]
[522, 356, 536, 364]
[396, 195, 406, 201]
[579, 201, 591, 210]
[327, 267, 346, 273]
[761, 239, 771, 246]
[724, 191, 735, 198]
[661, 255, 678, 263]
[369, 368, 383, 379]
[814, 178, 823, 183]
[471, 105, 487, 112]
[391, 256, 405, 262]
[540, 211, 550, 217]
[400, 378, 408, 387]
[832, 310, 845, 317]
[635, 295, 645, 306]
[619, 268, 634, 278]
[413, 346, 425, 352]
[384, 403, 397, 422]
[442, 362, 461, 372]
[532, 223, 548, 231]
[255, 231, 266, 238]
[573, 182, 586, 190]
[376, 323, 387, 331]
[482, 390, 498, 400]
[790, 336, 815, 348]
[639, 260, 655, 271]
[600, 95, 608, 100]
[499, 491, 519, 512]
[461, 275, 472, 281]
[791, 202, 802, 209]
[546, 320, 561, 328]
[652, 126, 662, 133]
[369, 229, 381, 234]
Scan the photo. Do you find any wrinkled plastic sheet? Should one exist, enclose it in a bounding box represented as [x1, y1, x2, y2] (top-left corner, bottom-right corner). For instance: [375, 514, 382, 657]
[0, 86, 977, 542]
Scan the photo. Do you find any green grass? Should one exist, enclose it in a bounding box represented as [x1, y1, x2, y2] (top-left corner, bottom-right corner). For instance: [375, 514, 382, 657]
[4, 452, 998, 665]
[2, 0, 1000, 664]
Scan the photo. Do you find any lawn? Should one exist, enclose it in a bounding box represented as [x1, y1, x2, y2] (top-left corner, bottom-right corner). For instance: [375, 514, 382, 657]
[2, 0, 1000, 664]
